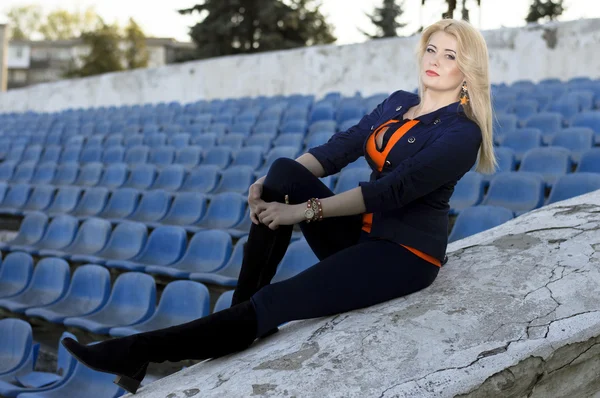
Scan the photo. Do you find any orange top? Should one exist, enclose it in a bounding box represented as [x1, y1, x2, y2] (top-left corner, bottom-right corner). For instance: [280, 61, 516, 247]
[362, 119, 442, 267]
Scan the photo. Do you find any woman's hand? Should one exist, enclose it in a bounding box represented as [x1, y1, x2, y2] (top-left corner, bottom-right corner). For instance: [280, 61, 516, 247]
[248, 177, 265, 225]
[254, 200, 305, 230]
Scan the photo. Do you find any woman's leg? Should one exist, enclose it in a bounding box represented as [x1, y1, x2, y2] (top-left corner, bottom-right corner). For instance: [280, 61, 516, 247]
[251, 236, 441, 337]
[232, 157, 363, 306]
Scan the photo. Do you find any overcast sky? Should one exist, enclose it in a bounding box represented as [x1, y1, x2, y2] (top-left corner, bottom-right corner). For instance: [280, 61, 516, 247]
[1, 0, 599, 44]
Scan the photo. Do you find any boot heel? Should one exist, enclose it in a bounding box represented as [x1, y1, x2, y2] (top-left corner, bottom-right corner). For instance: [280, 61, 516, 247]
[114, 374, 141, 394]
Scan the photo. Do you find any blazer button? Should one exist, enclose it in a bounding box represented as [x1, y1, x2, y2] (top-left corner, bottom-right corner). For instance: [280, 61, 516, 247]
[371, 125, 375, 131]
[385, 160, 392, 167]
[396, 106, 403, 111]
[408, 137, 416, 143]
[434, 118, 440, 124]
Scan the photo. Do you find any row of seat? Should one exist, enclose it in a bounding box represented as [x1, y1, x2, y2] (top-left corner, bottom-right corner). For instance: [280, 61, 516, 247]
[450, 171, 600, 216]
[0, 144, 303, 173]
[0, 319, 127, 397]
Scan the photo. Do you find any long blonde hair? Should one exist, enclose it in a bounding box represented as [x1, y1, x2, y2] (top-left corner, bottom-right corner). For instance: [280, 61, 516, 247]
[416, 19, 496, 174]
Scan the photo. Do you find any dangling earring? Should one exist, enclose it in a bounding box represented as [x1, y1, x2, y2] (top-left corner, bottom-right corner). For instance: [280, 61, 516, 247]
[460, 81, 470, 105]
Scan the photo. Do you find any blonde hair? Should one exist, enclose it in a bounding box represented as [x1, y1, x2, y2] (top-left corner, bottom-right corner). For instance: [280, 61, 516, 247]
[416, 19, 496, 174]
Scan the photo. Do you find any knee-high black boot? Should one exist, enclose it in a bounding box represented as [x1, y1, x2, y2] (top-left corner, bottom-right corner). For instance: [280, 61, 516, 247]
[61, 300, 258, 395]
[231, 210, 292, 338]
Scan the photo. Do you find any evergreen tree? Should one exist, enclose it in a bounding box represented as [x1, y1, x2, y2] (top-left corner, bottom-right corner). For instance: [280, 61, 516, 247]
[124, 18, 149, 69]
[178, 0, 336, 59]
[66, 22, 124, 77]
[525, 0, 565, 23]
[364, 0, 407, 39]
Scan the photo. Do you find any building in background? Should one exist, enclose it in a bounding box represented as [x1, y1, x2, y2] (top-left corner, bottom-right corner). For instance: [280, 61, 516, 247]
[7, 37, 195, 89]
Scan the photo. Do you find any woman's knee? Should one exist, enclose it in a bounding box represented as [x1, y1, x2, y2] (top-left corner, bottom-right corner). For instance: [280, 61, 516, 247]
[263, 157, 308, 188]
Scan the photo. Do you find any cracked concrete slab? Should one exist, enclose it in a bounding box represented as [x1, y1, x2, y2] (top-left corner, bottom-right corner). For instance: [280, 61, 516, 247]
[127, 191, 600, 398]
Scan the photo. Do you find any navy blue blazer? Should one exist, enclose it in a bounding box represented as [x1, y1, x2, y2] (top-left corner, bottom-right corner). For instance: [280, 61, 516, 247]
[308, 89, 483, 262]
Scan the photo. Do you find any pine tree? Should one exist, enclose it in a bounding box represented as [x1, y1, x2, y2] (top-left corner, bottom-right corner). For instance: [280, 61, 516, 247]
[124, 18, 149, 69]
[364, 0, 407, 39]
[525, 0, 565, 23]
[179, 0, 336, 60]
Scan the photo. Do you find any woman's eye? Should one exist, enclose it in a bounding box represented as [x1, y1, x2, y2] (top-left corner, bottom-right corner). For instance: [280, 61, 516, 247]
[446, 54, 455, 60]
[426, 48, 435, 53]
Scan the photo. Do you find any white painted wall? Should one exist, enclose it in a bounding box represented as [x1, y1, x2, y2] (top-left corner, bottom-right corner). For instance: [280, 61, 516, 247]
[0, 18, 599, 113]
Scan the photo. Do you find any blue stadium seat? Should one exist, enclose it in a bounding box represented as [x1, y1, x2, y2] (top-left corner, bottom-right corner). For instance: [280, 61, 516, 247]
[151, 164, 186, 191]
[45, 186, 83, 216]
[63, 271, 155, 334]
[448, 205, 514, 242]
[514, 99, 538, 126]
[109, 280, 210, 337]
[30, 162, 58, 185]
[280, 120, 307, 135]
[493, 113, 518, 142]
[0, 183, 33, 214]
[218, 133, 246, 150]
[0, 161, 17, 182]
[271, 239, 318, 283]
[97, 188, 141, 220]
[308, 120, 337, 135]
[79, 146, 102, 164]
[123, 134, 144, 148]
[273, 133, 303, 150]
[0, 319, 34, 379]
[40, 145, 62, 163]
[525, 112, 563, 145]
[21, 145, 43, 163]
[547, 100, 579, 126]
[52, 163, 79, 185]
[0, 331, 77, 397]
[550, 127, 594, 162]
[519, 147, 572, 187]
[126, 190, 172, 223]
[190, 235, 247, 286]
[546, 173, 600, 205]
[576, 148, 600, 173]
[212, 165, 255, 195]
[255, 146, 299, 176]
[168, 133, 191, 149]
[309, 104, 335, 124]
[97, 162, 128, 189]
[123, 164, 157, 190]
[449, 172, 485, 215]
[333, 168, 372, 194]
[571, 111, 600, 144]
[104, 134, 123, 148]
[19, 185, 57, 215]
[174, 146, 203, 168]
[252, 121, 278, 137]
[0, 257, 70, 313]
[25, 265, 111, 323]
[39, 217, 112, 259]
[306, 132, 333, 149]
[70, 187, 109, 219]
[492, 94, 515, 113]
[124, 145, 150, 165]
[105, 226, 187, 272]
[191, 192, 246, 230]
[74, 162, 103, 187]
[229, 123, 253, 137]
[149, 146, 175, 167]
[202, 147, 232, 169]
[344, 156, 370, 170]
[72, 221, 147, 265]
[145, 229, 232, 278]
[0, 182, 6, 203]
[58, 145, 82, 164]
[148, 192, 207, 228]
[231, 146, 264, 169]
[101, 145, 125, 164]
[213, 290, 233, 313]
[190, 133, 217, 149]
[144, 133, 167, 148]
[244, 134, 272, 152]
[11, 162, 37, 184]
[4, 147, 24, 163]
[480, 147, 516, 183]
[499, 128, 543, 162]
[481, 172, 545, 216]
[0, 252, 34, 298]
[179, 165, 220, 193]
[337, 104, 365, 124]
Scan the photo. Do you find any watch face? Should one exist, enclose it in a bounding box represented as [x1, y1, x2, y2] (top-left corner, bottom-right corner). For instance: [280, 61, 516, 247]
[305, 209, 315, 218]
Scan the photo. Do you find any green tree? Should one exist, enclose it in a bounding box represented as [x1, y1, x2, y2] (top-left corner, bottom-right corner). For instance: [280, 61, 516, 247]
[5, 4, 43, 40]
[39, 6, 101, 40]
[124, 18, 149, 69]
[420, 0, 481, 21]
[525, 0, 565, 23]
[179, 0, 336, 60]
[66, 22, 124, 78]
[364, 0, 407, 39]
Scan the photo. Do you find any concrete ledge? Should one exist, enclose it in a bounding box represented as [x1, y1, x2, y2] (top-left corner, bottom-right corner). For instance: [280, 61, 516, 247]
[127, 190, 600, 397]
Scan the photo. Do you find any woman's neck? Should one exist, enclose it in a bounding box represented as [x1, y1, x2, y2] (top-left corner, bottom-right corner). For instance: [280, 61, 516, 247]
[411, 88, 460, 118]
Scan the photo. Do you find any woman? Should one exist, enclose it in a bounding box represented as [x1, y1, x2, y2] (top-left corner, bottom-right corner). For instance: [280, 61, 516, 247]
[62, 18, 496, 394]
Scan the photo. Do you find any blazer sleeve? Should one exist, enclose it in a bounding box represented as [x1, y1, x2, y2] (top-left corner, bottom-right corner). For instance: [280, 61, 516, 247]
[358, 120, 482, 213]
[307, 92, 398, 177]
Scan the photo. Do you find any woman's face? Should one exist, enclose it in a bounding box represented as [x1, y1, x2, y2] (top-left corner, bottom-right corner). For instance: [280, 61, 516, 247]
[421, 30, 465, 94]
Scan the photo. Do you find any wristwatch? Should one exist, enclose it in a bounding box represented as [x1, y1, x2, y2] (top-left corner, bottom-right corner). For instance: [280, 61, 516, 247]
[304, 198, 322, 223]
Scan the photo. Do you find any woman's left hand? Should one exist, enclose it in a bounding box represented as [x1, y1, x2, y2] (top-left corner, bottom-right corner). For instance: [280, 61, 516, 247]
[254, 200, 305, 230]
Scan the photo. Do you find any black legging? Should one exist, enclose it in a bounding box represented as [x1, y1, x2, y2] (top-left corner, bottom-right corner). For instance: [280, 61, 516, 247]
[250, 158, 441, 337]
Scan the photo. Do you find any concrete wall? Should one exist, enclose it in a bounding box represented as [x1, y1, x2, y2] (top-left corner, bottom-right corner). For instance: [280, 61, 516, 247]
[0, 18, 599, 113]
[0, 24, 8, 92]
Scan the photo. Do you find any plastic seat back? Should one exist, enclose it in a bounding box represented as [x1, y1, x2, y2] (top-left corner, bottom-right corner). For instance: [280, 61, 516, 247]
[30, 161, 58, 184]
[158, 192, 207, 226]
[272, 239, 319, 282]
[98, 162, 128, 189]
[34, 215, 80, 251]
[449, 205, 514, 242]
[170, 229, 232, 273]
[449, 172, 485, 214]
[151, 164, 186, 191]
[46, 186, 83, 215]
[79, 146, 102, 163]
[124, 145, 150, 165]
[62, 217, 112, 256]
[0, 183, 32, 210]
[101, 145, 125, 164]
[212, 165, 255, 195]
[202, 147, 232, 169]
[94, 221, 148, 261]
[519, 147, 572, 186]
[98, 188, 141, 220]
[132, 226, 187, 266]
[547, 173, 600, 204]
[334, 168, 372, 194]
[70, 187, 110, 218]
[128, 190, 172, 223]
[149, 146, 175, 167]
[53, 163, 79, 185]
[0, 319, 32, 375]
[180, 165, 220, 193]
[11, 161, 37, 184]
[22, 185, 57, 212]
[576, 149, 600, 173]
[123, 164, 157, 190]
[482, 172, 545, 214]
[74, 162, 103, 187]
[0, 252, 34, 298]
[198, 192, 246, 229]
[231, 146, 263, 169]
[174, 146, 203, 168]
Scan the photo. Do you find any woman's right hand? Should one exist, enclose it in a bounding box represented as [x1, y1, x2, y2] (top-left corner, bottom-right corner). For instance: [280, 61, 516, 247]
[248, 176, 265, 225]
